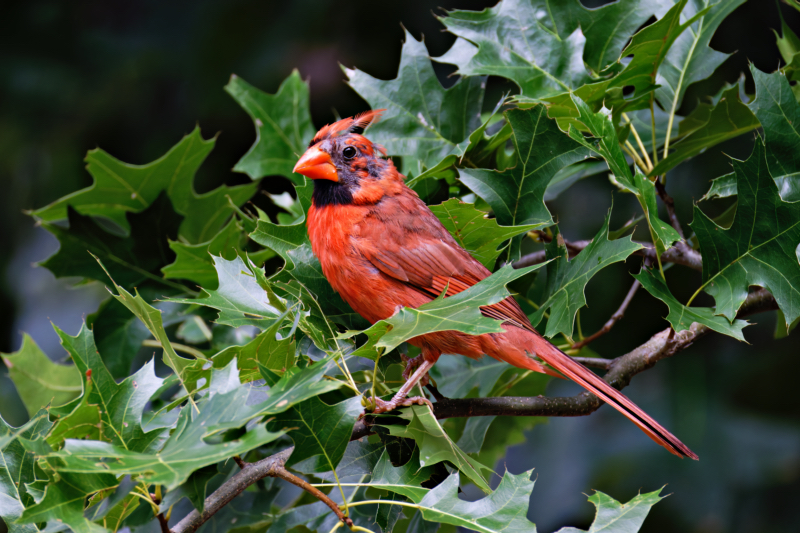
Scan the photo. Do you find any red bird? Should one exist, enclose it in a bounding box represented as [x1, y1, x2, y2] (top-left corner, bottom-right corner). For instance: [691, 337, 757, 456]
[293, 110, 697, 460]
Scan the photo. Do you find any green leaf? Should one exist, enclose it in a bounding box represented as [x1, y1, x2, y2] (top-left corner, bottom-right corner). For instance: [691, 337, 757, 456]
[544, 0, 705, 118]
[546, 0, 675, 75]
[634, 268, 748, 340]
[208, 319, 296, 382]
[46, 375, 102, 447]
[208, 357, 345, 434]
[31, 127, 257, 243]
[748, 66, 800, 202]
[655, 0, 748, 114]
[163, 217, 274, 289]
[429, 198, 536, 269]
[366, 448, 435, 501]
[634, 171, 681, 259]
[361, 263, 544, 354]
[50, 323, 166, 452]
[383, 406, 491, 493]
[395, 470, 537, 533]
[556, 488, 664, 533]
[39, 195, 186, 294]
[345, 29, 484, 169]
[651, 85, 759, 176]
[1, 335, 82, 417]
[86, 290, 188, 380]
[702, 171, 736, 200]
[567, 97, 636, 192]
[273, 396, 362, 474]
[44, 362, 286, 489]
[18, 471, 117, 533]
[690, 138, 800, 326]
[225, 71, 316, 182]
[430, 356, 508, 400]
[437, 0, 591, 100]
[1, 409, 52, 533]
[567, 98, 679, 263]
[531, 210, 643, 338]
[458, 106, 589, 229]
[169, 255, 284, 329]
[100, 261, 201, 398]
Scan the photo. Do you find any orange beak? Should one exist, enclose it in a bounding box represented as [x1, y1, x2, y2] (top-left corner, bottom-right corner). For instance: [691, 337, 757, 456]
[293, 145, 338, 182]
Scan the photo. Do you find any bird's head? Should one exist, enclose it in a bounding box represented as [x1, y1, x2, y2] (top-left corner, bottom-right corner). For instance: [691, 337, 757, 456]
[293, 109, 401, 207]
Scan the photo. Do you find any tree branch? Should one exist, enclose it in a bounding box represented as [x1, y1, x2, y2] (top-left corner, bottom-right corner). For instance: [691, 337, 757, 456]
[171, 288, 777, 533]
[654, 179, 684, 238]
[572, 280, 640, 350]
[432, 288, 776, 419]
[514, 237, 702, 272]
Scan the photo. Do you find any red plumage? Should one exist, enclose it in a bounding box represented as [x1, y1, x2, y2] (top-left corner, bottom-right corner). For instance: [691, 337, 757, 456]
[294, 111, 697, 460]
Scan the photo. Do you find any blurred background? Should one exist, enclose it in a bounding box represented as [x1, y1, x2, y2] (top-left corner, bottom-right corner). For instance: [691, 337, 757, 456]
[1, 1, 799, 532]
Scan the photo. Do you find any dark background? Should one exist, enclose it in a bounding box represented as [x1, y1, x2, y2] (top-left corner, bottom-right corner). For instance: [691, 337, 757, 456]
[1, 1, 799, 532]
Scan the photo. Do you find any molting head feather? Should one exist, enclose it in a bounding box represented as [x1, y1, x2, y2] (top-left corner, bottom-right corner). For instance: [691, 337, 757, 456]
[293, 109, 403, 207]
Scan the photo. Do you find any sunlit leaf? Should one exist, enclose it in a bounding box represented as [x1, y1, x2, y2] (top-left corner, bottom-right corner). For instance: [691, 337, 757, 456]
[0, 409, 52, 533]
[382, 406, 491, 493]
[429, 198, 536, 269]
[43, 362, 286, 489]
[1, 335, 82, 417]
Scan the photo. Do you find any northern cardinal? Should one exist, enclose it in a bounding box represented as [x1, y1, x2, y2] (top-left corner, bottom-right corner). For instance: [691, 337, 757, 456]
[293, 110, 697, 459]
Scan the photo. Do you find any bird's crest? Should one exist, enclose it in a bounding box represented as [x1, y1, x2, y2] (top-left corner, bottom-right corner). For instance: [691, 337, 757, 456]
[309, 109, 385, 147]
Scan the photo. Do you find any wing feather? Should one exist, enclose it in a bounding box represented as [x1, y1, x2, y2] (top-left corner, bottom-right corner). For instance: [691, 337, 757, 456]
[357, 195, 533, 331]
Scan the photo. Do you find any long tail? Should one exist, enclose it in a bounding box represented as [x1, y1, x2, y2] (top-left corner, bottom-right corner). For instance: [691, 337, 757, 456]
[520, 331, 698, 460]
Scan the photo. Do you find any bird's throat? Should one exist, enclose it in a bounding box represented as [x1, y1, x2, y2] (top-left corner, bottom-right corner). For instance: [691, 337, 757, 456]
[311, 179, 354, 207]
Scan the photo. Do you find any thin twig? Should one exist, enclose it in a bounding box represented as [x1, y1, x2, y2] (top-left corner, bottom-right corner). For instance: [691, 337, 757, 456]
[622, 113, 653, 171]
[232, 456, 247, 470]
[654, 180, 684, 238]
[572, 280, 641, 350]
[273, 467, 354, 528]
[514, 237, 702, 272]
[157, 514, 171, 533]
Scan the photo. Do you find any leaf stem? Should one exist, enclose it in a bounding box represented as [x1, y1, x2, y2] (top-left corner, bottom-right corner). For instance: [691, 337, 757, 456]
[650, 97, 659, 165]
[622, 113, 653, 171]
[340, 500, 421, 511]
[142, 339, 208, 360]
[623, 142, 650, 174]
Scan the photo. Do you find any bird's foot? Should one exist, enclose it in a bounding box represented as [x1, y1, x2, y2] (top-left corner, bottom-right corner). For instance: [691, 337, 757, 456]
[401, 354, 430, 387]
[368, 395, 433, 414]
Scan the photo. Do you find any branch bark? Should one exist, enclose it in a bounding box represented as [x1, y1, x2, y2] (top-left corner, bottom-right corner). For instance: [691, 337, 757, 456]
[170, 287, 777, 533]
[514, 237, 703, 272]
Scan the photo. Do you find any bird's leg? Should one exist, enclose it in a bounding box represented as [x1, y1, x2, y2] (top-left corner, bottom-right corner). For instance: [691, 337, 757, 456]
[370, 359, 434, 414]
[401, 354, 431, 387]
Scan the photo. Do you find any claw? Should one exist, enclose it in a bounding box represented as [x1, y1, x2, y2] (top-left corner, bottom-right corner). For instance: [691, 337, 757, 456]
[369, 395, 433, 414]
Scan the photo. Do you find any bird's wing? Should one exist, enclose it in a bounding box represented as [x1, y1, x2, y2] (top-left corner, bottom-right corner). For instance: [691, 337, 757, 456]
[357, 194, 533, 330]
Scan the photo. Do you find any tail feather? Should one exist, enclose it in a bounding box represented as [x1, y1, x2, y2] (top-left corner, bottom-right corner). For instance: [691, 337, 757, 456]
[525, 333, 698, 460]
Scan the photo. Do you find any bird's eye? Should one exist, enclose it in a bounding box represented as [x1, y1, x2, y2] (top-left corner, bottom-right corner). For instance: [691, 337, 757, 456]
[342, 146, 357, 159]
